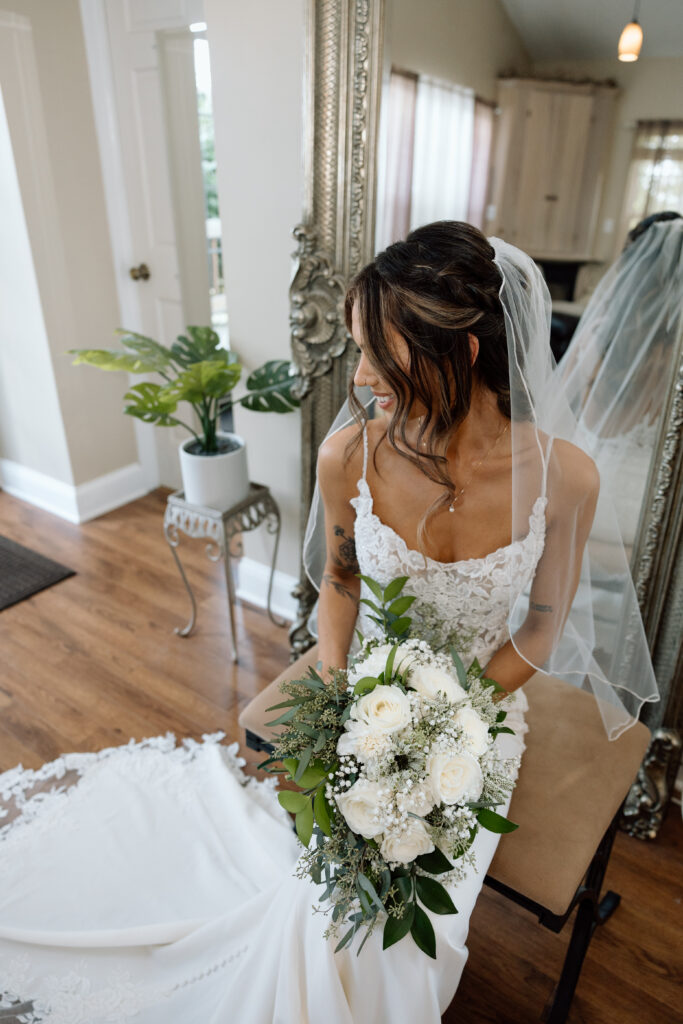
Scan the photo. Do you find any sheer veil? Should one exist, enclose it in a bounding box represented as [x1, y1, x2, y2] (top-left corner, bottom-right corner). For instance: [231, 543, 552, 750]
[304, 233, 660, 739]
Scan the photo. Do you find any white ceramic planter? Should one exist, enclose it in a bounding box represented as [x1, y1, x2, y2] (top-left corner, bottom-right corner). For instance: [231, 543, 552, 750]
[179, 432, 250, 510]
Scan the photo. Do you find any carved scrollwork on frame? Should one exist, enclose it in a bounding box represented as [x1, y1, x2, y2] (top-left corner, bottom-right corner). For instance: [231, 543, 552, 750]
[288, 0, 385, 657]
[289, 225, 348, 395]
[621, 728, 683, 840]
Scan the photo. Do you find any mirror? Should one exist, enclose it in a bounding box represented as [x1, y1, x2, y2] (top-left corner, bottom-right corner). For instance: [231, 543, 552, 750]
[373, 0, 683, 557]
[292, 0, 683, 837]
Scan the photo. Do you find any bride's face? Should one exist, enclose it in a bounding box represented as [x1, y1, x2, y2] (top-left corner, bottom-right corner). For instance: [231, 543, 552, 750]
[350, 300, 417, 416]
[350, 300, 478, 420]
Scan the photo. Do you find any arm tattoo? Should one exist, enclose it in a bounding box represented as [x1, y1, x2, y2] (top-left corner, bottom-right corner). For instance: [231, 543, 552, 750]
[530, 600, 554, 613]
[322, 573, 358, 604]
[332, 525, 359, 573]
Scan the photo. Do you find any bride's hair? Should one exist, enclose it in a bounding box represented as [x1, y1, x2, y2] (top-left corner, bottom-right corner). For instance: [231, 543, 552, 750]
[344, 220, 510, 546]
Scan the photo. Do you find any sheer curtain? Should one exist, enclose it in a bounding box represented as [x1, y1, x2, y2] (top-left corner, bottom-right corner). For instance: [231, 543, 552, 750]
[410, 76, 475, 229]
[467, 99, 495, 230]
[375, 71, 417, 252]
[620, 120, 683, 238]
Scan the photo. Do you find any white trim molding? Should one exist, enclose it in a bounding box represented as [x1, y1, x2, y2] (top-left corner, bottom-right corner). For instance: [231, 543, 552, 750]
[235, 557, 297, 622]
[0, 459, 149, 524]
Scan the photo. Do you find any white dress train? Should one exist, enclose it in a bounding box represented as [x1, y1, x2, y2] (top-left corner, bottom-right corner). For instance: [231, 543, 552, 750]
[0, 434, 542, 1022]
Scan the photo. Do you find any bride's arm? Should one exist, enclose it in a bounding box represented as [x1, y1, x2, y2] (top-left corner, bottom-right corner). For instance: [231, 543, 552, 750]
[316, 428, 363, 678]
[484, 441, 600, 693]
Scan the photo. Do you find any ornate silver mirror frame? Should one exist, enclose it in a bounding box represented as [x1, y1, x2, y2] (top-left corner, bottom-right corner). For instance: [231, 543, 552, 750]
[288, 0, 386, 655]
[288, 0, 682, 838]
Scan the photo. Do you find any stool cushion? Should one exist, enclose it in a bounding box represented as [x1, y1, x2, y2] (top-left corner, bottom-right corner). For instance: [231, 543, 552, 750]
[239, 657, 651, 919]
[489, 673, 650, 915]
[238, 645, 321, 742]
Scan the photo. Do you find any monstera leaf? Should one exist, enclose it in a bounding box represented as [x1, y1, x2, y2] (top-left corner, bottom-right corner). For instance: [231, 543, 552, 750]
[170, 327, 236, 368]
[123, 382, 181, 426]
[163, 360, 242, 404]
[239, 360, 301, 412]
[114, 330, 176, 374]
[69, 348, 160, 374]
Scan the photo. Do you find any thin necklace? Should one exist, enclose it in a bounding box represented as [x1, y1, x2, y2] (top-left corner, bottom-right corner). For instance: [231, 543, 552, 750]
[419, 418, 510, 512]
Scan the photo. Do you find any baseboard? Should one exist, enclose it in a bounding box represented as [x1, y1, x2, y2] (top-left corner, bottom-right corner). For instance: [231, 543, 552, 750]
[235, 556, 298, 622]
[0, 458, 150, 523]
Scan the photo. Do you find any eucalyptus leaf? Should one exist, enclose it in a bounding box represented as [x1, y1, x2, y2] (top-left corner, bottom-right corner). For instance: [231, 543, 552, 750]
[313, 787, 332, 836]
[357, 873, 385, 912]
[334, 924, 357, 953]
[449, 646, 468, 689]
[382, 903, 415, 950]
[293, 747, 313, 783]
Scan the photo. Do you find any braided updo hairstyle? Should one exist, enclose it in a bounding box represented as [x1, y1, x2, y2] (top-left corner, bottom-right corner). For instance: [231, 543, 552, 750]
[345, 221, 509, 542]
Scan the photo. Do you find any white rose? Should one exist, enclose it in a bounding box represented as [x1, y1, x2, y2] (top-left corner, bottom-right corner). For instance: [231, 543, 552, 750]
[380, 819, 434, 865]
[453, 706, 490, 756]
[337, 720, 394, 763]
[335, 779, 385, 838]
[427, 750, 484, 805]
[396, 781, 435, 817]
[407, 664, 466, 704]
[347, 643, 395, 687]
[354, 685, 411, 733]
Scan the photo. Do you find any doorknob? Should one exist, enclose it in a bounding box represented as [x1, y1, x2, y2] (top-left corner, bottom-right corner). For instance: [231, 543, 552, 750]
[129, 263, 151, 281]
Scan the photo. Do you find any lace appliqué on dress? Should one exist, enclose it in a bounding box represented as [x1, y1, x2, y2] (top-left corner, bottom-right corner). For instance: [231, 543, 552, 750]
[351, 478, 547, 667]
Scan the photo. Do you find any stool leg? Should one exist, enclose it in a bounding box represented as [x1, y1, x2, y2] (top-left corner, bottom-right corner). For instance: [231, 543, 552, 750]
[544, 817, 620, 1024]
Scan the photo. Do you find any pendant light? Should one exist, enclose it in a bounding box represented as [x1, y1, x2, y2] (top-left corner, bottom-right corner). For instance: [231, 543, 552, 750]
[618, 1, 643, 62]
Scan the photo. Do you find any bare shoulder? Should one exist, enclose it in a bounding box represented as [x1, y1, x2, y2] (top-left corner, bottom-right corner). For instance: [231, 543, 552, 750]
[549, 438, 600, 507]
[317, 423, 365, 498]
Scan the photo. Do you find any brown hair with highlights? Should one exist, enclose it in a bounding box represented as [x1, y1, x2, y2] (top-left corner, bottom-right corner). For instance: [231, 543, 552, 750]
[345, 220, 509, 551]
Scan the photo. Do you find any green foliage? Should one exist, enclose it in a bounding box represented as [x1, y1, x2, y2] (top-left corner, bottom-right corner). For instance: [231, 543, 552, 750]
[69, 325, 300, 453]
[476, 808, 519, 833]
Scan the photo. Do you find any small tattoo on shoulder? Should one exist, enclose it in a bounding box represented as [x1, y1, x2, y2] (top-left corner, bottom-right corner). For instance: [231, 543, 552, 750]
[530, 600, 553, 613]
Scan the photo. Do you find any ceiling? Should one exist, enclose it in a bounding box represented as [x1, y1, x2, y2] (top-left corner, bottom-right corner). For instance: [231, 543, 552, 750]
[499, 0, 683, 61]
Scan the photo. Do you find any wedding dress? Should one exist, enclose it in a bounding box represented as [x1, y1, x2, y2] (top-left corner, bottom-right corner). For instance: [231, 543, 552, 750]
[0, 429, 540, 1024]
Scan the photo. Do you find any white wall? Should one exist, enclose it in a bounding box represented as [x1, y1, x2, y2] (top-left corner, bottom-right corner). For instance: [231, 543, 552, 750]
[0, 80, 72, 483]
[0, 2, 139, 509]
[533, 56, 683, 260]
[386, 0, 531, 99]
[206, 0, 305, 579]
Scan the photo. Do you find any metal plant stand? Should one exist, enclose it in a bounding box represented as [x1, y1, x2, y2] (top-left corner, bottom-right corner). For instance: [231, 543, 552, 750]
[163, 484, 285, 663]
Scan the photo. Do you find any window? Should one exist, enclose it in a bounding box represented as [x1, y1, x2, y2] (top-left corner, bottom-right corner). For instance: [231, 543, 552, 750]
[620, 120, 683, 237]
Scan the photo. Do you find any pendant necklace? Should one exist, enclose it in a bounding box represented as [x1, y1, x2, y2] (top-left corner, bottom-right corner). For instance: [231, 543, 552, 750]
[418, 418, 510, 512]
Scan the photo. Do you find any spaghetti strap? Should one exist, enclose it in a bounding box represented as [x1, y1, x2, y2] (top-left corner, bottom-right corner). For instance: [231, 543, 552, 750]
[361, 425, 369, 482]
[541, 436, 554, 499]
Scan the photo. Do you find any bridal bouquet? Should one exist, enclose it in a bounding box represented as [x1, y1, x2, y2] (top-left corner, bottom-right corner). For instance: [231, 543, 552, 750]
[264, 576, 518, 959]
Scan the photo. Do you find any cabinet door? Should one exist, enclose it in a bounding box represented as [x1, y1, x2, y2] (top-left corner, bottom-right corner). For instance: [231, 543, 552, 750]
[515, 88, 593, 255]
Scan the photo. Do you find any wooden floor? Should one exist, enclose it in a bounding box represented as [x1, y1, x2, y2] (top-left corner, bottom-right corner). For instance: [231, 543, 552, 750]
[0, 488, 681, 1023]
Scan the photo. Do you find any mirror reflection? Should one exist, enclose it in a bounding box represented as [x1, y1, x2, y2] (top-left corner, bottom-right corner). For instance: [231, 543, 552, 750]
[376, 0, 683, 551]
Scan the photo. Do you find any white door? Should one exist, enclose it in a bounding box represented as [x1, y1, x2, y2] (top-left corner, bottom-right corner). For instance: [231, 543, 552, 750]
[84, 0, 211, 488]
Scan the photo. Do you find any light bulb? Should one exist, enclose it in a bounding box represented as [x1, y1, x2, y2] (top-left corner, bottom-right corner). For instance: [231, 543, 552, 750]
[618, 20, 643, 62]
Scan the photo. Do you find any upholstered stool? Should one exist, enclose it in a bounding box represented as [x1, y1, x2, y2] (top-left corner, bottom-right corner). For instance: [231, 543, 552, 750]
[239, 655, 650, 1023]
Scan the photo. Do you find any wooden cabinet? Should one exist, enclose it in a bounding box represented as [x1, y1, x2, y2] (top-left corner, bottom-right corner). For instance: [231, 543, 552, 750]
[484, 78, 617, 260]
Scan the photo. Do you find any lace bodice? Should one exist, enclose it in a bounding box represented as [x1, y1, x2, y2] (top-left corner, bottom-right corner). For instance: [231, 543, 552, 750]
[351, 428, 548, 667]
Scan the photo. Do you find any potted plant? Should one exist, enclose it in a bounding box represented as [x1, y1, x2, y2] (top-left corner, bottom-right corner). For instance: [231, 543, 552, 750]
[70, 326, 299, 509]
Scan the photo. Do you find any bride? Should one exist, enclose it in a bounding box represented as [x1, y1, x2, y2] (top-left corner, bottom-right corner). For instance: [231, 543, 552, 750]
[0, 222, 656, 1023]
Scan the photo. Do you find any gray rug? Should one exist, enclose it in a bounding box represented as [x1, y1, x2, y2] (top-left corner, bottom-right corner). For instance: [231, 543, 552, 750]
[0, 535, 75, 611]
